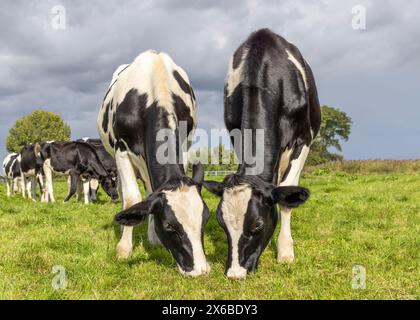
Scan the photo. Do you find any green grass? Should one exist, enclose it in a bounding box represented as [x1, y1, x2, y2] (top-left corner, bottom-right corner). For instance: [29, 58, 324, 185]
[0, 172, 419, 299]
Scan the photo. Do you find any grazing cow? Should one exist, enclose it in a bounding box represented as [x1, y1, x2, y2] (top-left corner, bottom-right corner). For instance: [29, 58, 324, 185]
[36, 141, 118, 203]
[203, 29, 321, 279]
[19, 144, 45, 201]
[2, 153, 23, 197]
[97, 50, 210, 277]
[76, 138, 118, 202]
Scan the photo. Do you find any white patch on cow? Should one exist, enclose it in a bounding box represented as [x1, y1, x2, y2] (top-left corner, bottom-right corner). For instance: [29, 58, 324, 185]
[83, 179, 90, 205]
[286, 49, 308, 90]
[164, 184, 210, 276]
[277, 147, 293, 185]
[225, 48, 248, 97]
[280, 145, 309, 187]
[90, 178, 99, 190]
[222, 184, 252, 279]
[43, 159, 55, 202]
[278, 145, 310, 263]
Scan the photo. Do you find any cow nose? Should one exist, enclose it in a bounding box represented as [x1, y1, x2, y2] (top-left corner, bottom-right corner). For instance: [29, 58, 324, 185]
[180, 262, 211, 277]
[226, 267, 247, 280]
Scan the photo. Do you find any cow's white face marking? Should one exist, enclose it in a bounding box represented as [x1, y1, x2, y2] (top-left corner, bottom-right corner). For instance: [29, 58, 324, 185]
[226, 48, 248, 97]
[286, 49, 308, 90]
[221, 184, 252, 279]
[163, 184, 209, 276]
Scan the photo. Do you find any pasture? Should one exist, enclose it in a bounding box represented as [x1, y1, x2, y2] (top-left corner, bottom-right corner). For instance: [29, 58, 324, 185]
[0, 167, 418, 299]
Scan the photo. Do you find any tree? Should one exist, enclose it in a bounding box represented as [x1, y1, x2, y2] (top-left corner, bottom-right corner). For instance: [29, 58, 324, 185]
[6, 110, 71, 152]
[306, 105, 352, 165]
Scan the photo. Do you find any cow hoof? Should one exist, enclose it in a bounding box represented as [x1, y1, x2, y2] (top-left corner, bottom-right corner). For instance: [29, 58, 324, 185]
[116, 244, 132, 259]
[277, 255, 295, 263]
[277, 238, 294, 263]
[148, 235, 162, 246]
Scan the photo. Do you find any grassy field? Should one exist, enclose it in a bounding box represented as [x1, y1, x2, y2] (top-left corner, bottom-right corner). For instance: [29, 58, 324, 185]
[0, 170, 419, 299]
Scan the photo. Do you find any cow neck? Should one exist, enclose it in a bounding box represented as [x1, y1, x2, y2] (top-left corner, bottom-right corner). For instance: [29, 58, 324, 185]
[144, 125, 185, 191]
[236, 106, 281, 185]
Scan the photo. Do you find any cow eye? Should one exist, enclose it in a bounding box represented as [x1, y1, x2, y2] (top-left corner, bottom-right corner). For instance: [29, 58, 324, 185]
[163, 223, 176, 233]
[250, 219, 264, 234]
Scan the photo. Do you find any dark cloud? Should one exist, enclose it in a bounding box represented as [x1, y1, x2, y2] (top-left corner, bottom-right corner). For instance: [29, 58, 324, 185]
[1, 0, 419, 162]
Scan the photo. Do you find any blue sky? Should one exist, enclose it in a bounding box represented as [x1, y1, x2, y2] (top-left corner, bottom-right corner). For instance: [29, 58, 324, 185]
[1, 0, 419, 162]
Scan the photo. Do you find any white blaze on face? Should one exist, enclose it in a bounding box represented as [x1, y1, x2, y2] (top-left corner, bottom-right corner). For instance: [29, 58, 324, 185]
[286, 49, 308, 90]
[163, 184, 209, 276]
[221, 184, 252, 279]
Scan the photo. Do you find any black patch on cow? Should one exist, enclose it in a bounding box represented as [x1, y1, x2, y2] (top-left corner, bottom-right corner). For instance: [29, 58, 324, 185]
[232, 42, 247, 69]
[109, 135, 115, 149]
[115, 140, 126, 152]
[172, 92, 194, 134]
[173, 70, 191, 95]
[4, 154, 21, 179]
[173, 70, 195, 106]
[102, 100, 111, 133]
[113, 89, 148, 156]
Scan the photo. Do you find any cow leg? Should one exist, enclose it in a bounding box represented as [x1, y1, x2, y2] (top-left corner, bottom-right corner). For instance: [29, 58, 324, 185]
[6, 178, 11, 197]
[26, 177, 33, 200]
[37, 174, 45, 202]
[20, 174, 26, 198]
[43, 162, 55, 202]
[89, 178, 99, 202]
[82, 178, 91, 204]
[64, 173, 79, 203]
[31, 176, 37, 200]
[277, 145, 309, 263]
[76, 178, 83, 202]
[115, 149, 142, 259]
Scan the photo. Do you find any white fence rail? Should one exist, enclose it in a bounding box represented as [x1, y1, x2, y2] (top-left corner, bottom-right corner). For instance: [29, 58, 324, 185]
[204, 171, 235, 176]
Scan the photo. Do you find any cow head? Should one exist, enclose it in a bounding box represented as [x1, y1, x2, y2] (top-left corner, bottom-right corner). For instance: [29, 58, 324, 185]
[99, 174, 119, 201]
[114, 163, 210, 277]
[203, 174, 309, 280]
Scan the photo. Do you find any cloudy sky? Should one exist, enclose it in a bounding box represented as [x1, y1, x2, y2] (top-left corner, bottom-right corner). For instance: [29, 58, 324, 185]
[1, 0, 419, 162]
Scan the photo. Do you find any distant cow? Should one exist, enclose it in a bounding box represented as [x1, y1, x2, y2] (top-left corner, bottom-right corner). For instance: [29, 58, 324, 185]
[97, 50, 210, 277]
[36, 141, 118, 203]
[2, 153, 23, 197]
[204, 29, 321, 279]
[76, 138, 118, 202]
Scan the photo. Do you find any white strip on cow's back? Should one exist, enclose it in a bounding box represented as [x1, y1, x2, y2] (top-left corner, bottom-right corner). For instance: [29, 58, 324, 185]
[285, 49, 308, 90]
[225, 48, 248, 97]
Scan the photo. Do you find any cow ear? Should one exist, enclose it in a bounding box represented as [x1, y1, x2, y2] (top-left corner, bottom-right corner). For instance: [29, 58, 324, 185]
[34, 143, 41, 156]
[272, 186, 310, 208]
[115, 195, 163, 226]
[192, 162, 204, 185]
[203, 180, 224, 197]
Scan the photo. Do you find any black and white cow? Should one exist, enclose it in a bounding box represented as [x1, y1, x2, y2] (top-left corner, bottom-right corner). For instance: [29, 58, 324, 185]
[19, 144, 45, 201]
[76, 138, 118, 202]
[97, 50, 210, 277]
[36, 141, 118, 203]
[203, 29, 321, 279]
[2, 153, 23, 197]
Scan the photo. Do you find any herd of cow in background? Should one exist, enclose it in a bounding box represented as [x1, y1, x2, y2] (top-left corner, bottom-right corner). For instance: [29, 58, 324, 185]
[2, 138, 118, 205]
[1, 29, 321, 280]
